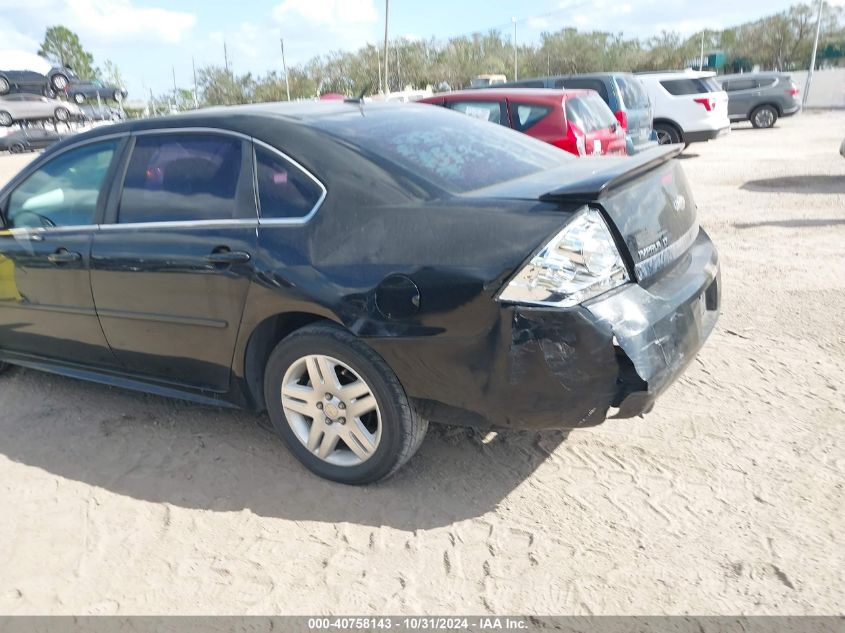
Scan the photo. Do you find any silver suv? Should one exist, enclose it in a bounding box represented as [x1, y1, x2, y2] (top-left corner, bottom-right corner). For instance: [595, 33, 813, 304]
[716, 72, 801, 128]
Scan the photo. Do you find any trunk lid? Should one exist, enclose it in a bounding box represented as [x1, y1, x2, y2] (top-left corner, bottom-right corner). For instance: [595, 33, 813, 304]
[469, 145, 698, 282]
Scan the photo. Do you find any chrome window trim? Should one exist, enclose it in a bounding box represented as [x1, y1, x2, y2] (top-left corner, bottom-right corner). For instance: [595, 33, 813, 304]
[99, 219, 259, 231]
[1, 225, 100, 236]
[1, 127, 329, 233]
[251, 138, 328, 226]
[132, 127, 253, 142]
[32, 132, 129, 162]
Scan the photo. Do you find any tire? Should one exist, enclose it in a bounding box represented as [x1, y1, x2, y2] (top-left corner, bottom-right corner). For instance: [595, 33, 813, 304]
[263, 322, 427, 484]
[654, 122, 682, 145]
[0, 362, 9, 374]
[9, 142, 26, 154]
[751, 105, 778, 129]
[113, 89, 124, 102]
[0, 111, 12, 127]
[54, 107, 69, 122]
[50, 73, 69, 92]
[73, 93, 86, 104]
[0, 76, 9, 95]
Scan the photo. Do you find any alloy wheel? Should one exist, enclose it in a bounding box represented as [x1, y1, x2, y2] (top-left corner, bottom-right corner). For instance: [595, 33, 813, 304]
[754, 108, 775, 128]
[55, 107, 69, 121]
[0, 78, 8, 94]
[281, 354, 382, 467]
[0, 111, 12, 126]
[655, 129, 672, 145]
[52, 75, 68, 90]
[9, 142, 25, 154]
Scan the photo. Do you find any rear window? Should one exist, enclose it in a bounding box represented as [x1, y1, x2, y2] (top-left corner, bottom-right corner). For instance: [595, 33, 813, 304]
[508, 80, 546, 88]
[512, 103, 552, 132]
[315, 107, 574, 194]
[615, 75, 650, 109]
[555, 77, 610, 102]
[565, 93, 617, 133]
[661, 78, 721, 95]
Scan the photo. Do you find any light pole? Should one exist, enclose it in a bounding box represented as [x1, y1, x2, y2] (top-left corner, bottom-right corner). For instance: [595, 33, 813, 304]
[384, 0, 390, 94]
[512, 17, 518, 81]
[804, 0, 824, 106]
[280, 38, 291, 101]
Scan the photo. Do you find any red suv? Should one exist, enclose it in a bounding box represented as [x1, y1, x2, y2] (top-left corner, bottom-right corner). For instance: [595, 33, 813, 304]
[418, 88, 627, 157]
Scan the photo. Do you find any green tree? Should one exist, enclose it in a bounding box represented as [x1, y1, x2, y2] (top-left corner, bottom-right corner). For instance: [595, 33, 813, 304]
[197, 66, 254, 105]
[38, 26, 97, 79]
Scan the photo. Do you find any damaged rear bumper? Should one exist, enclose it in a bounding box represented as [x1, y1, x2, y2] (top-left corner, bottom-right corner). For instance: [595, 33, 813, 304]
[498, 228, 719, 428]
[377, 230, 719, 431]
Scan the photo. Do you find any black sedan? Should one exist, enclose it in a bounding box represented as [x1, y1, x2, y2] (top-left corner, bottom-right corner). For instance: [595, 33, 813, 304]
[0, 66, 74, 97]
[65, 79, 127, 104]
[0, 128, 64, 153]
[0, 103, 720, 484]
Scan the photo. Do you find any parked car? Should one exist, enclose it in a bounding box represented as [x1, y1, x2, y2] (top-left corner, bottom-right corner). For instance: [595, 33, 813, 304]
[0, 93, 82, 126]
[469, 74, 507, 88]
[0, 127, 64, 153]
[66, 79, 127, 104]
[0, 51, 75, 97]
[493, 73, 658, 155]
[714, 72, 801, 128]
[419, 88, 627, 157]
[0, 103, 720, 484]
[79, 103, 125, 122]
[636, 70, 730, 145]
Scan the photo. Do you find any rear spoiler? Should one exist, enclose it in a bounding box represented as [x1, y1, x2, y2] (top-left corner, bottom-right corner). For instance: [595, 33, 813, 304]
[539, 145, 683, 202]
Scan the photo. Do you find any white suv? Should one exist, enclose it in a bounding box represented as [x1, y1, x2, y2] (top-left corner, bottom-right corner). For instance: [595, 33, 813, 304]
[637, 70, 730, 146]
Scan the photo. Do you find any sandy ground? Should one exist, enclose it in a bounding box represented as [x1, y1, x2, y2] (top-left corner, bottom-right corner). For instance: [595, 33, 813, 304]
[0, 111, 843, 616]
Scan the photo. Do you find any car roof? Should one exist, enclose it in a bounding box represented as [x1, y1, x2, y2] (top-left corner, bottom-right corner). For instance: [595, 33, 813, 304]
[636, 69, 717, 79]
[717, 72, 789, 79]
[424, 88, 592, 101]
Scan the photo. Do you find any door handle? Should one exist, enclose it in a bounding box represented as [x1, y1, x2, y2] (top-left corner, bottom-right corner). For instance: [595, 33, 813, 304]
[48, 249, 82, 264]
[204, 250, 251, 265]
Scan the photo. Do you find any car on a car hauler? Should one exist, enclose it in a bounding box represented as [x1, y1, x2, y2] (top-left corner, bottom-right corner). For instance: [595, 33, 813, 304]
[0, 103, 720, 484]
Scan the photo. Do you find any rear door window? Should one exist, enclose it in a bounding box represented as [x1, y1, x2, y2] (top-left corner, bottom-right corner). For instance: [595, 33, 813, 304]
[615, 76, 650, 108]
[723, 79, 757, 92]
[511, 103, 552, 132]
[661, 78, 721, 95]
[255, 145, 324, 220]
[118, 134, 243, 224]
[447, 100, 507, 125]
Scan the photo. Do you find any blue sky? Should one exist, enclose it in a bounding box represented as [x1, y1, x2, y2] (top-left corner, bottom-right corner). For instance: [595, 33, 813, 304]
[0, 0, 834, 99]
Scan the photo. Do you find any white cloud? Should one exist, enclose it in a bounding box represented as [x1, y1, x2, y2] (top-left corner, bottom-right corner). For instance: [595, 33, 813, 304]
[272, 0, 378, 27]
[0, 0, 196, 46]
[65, 0, 196, 43]
[269, 0, 380, 61]
[0, 18, 39, 50]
